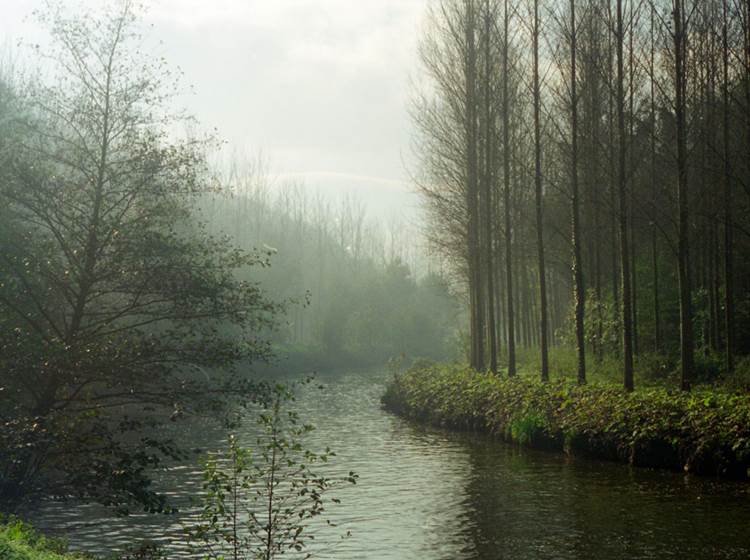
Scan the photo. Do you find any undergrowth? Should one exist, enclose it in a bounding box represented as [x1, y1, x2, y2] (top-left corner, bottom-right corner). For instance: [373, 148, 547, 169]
[382, 362, 750, 478]
[0, 518, 89, 560]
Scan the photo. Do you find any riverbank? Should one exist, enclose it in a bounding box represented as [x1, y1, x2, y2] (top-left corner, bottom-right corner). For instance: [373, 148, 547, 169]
[382, 363, 750, 479]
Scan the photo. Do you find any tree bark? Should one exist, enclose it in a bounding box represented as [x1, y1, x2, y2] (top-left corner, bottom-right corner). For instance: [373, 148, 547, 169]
[722, 0, 735, 373]
[503, 0, 516, 377]
[483, 0, 498, 373]
[673, 0, 694, 391]
[617, 0, 634, 391]
[649, 3, 661, 353]
[532, 0, 550, 381]
[571, 0, 587, 384]
[465, 0, 485, 371]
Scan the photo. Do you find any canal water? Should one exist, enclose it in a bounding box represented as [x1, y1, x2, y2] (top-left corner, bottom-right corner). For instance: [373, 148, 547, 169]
[28, 368, 750, 559]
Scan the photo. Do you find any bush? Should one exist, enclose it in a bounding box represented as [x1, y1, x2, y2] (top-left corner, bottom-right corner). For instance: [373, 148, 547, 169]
[722, 356, 750, 392]
[0, 518, 90, 560]
[634, 352, 677, 385]
[692, 352, 725, 384]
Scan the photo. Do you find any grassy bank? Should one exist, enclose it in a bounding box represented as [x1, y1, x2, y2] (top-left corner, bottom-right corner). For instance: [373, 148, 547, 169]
[0, 519, 90, 560]
[382, 363, 750, 478]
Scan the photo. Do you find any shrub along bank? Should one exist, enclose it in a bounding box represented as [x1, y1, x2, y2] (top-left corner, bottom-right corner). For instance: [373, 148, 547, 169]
[382, 363, 750, 479]
[0, 519, 91, 560]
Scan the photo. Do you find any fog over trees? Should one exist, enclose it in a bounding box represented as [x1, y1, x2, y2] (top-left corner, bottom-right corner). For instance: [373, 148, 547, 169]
[0, 0, 457, 514]
[1, 1, 750, 559]
[202, 161, 459, 368]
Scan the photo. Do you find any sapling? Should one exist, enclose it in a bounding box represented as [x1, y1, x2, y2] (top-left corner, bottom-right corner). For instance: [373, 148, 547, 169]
[186, 383, 357, 559]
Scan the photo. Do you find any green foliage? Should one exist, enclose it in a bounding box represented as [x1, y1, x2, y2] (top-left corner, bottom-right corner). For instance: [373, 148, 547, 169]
[633, 352, 677, 384]
[692, 352, 725, 384]
[383, 363, 750, 478]
[0, 3, 279, 512]
[509, 412, 548, 446]
[115, 543, 165, 560]
[0, 517, 166, 559]
[0, 517, 90, 560]
[186, 383, 357, 560]
[722, 356, 750, 392]
[583, 292, 621, 356]
[516, 345, 680, 387]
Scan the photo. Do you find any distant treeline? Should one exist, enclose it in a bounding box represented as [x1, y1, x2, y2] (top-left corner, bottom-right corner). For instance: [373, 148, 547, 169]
[201, 166, 460, 369]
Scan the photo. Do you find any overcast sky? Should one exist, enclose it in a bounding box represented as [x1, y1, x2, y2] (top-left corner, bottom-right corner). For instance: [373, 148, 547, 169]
[1, 0, 428, 218]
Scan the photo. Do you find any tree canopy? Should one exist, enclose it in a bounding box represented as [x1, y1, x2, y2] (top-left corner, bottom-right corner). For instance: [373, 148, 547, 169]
[0, 1, 279, 512]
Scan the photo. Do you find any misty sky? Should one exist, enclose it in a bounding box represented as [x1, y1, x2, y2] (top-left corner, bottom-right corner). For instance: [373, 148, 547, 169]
[1, 0, 428, 218]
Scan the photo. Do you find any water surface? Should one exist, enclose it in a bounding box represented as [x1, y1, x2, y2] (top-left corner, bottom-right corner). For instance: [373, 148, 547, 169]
[28, 369, 750, 559]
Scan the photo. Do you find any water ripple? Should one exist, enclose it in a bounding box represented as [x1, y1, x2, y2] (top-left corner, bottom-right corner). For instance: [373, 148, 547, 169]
[24, 369, 750, 559]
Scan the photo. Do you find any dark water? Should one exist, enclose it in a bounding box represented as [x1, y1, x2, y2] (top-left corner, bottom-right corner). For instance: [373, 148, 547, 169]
[28, 369, 750, 559]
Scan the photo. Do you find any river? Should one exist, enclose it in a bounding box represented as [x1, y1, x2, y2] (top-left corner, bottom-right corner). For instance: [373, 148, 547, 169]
[27, 368, 750, 559]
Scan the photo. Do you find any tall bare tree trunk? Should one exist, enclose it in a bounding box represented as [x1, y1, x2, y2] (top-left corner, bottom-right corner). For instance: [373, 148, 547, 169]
[649, 6, 661, 352]
[503, 0, 516, 377]
[570, 0, 587, 384]
[483, 0, 498, 373]
[673, 0, 694, 391]
[533, 0, 550, 382]
[607, 5, 621, 355]
[591, 5, 604, 364]
[617, 0, 634, 391]
[466, 0, 485, 371]
[628, 0, 639, 359]
[722, 0, 735, 373]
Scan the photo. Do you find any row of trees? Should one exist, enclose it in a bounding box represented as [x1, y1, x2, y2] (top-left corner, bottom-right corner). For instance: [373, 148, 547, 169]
[414, 0, 750, 390]
[201, 171, 460, 367]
